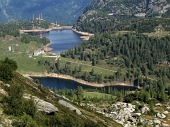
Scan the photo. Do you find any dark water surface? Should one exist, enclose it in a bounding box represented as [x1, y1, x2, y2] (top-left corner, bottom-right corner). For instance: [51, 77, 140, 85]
[43, 30, 83, 53]
[33, 77, 95, 90]
[33, 77, 135, 90]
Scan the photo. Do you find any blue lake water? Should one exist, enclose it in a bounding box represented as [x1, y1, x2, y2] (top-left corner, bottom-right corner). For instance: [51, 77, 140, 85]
[43, 30, 83, 53]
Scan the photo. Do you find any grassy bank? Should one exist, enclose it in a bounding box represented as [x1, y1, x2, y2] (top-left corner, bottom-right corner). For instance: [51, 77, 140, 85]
[0, 37, 55, 73]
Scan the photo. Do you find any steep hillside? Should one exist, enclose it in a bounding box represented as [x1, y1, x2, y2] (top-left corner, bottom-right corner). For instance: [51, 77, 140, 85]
[0, 0, 92, 24]
[74, 0, 170, 33]
[0, 58, 121, 127]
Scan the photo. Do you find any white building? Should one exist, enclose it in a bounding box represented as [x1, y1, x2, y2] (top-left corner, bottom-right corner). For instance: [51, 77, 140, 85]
[33, 49, 44, 56]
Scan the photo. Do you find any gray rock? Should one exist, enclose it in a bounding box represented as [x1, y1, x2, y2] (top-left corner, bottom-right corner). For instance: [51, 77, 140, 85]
[132, 113, 141, 117]
[4, 119, 12, 126]
[141, 106, 150, 114]
[147, 120, 153, 126]
[58, 100, 82, 115]
[157, 113, 166, 119]
[162, 123, 170, 127]
[163, 111, 169, 115]
[36, 99, 59, 113]
[153, 119, 161, 124]
[23, 94, 58, 114]
[155, 103, 162, 107]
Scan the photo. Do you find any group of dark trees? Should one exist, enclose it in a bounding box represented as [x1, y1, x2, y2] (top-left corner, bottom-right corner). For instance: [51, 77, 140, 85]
[0, 20, 50, 37]
[76, 16, 170, 34]
[0, 58, 18, 82]
[0, 23, 20, 37]
[55, 59, 104, 83]
[21, 34, 50, 45]
[0, 20, 51, 45]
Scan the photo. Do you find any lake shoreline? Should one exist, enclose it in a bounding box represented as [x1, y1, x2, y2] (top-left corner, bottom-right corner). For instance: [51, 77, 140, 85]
[72, 29, 94, 40]
[22, 72, 134, 88]
[43, 41, 53, 52]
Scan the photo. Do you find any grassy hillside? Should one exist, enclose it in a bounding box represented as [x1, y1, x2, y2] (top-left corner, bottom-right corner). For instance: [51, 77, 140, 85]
[0, 36, 54, 73]
[0, 69, 122, 127]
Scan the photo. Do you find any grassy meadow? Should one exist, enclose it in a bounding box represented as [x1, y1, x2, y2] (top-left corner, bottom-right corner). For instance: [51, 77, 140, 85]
[0, 37, 55, 73]
[83, 91, 113, 99]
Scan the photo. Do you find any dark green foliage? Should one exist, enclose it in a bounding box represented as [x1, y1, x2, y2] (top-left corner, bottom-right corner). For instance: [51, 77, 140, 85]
[21, 34, 50, 45]
[0, 22, 20, 37]
[148, 101, 156, 116]
[124, 93, 136, 103]
[3, 84, 24, 116]
[2, 80, 36, 117]
[0, 63, 14, 82]
[35, 79, 40, 84]
[76, 86, 83, 104]
[3, 57, 18, 71]
[13, 114, 37, 127]
[0, 58, 18, 81]
[23, 99, 37, 117]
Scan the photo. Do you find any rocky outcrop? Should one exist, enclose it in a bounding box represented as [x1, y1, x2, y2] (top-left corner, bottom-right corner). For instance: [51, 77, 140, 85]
[93, 101, 170, 127]
[141, 106, 150, 114]
[108, 102, 137, 126]
[23, 94, 58, 114]
[58, 100, 82, 115]
[157, 113, 166, 119]
[75, 0, 170, 33]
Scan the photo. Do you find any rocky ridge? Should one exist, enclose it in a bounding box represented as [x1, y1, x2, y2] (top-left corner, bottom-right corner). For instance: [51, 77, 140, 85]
[74, 0, 170, 32]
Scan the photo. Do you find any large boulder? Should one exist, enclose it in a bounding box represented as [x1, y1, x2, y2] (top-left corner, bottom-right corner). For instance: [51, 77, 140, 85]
[163, 111, 169, 115]
[155, 103, 162, 107]
[35, 98, 59, 114]
[23, 94, 58, 114]
[162, 123, 170, 127]
[58, 100, 82, 115]
[157, 113, 166, 119]
[141, 106, 150, 114]
[153, 119, 161, 125]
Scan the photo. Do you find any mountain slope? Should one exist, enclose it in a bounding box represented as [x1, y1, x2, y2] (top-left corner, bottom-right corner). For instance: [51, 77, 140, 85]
[74, 0, 170, 33]
[0, 71, 122, 127]
[0, 0, 92, 24]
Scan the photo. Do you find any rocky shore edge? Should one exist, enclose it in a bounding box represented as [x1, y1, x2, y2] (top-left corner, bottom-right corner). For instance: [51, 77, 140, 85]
[43, 41, 53, 52]
[72, 29, 94, 40]
[23, 72, 134, 88]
